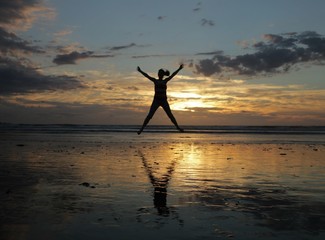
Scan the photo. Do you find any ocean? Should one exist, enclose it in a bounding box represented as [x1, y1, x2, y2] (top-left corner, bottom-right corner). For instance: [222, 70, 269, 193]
[1, 124, 325, 144]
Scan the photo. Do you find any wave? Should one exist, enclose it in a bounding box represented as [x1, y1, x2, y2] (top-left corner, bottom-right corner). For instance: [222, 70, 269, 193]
[1, 123, 324, 135]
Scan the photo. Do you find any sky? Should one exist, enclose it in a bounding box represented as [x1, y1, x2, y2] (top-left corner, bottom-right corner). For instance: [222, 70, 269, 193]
[0, 0, 325, 126]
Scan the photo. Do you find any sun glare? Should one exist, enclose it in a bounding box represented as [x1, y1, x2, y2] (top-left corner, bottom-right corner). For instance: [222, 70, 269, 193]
[169, 92, 202, 99]
[171, 100, 209, 112]
[169, 91, 217, 112]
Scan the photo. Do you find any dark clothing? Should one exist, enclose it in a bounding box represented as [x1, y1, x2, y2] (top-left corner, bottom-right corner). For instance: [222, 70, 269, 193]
[149, 80, 172, 118]
[147, 97, 172, 119]
[154, 80, 167, 99]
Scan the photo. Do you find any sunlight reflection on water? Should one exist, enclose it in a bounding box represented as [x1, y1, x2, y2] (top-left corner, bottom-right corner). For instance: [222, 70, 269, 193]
[0, 133, 324, 239]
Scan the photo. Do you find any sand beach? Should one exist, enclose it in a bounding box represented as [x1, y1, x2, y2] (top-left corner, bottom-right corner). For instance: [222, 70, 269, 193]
[0, 126, 325, 239]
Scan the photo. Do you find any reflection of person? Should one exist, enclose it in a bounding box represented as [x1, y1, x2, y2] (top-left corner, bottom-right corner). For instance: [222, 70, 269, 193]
[139, 150, 176, 216]
[137, 65, 184, 135]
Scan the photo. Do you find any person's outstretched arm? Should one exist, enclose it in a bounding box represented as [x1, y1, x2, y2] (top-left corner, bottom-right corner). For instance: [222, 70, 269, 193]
[137, 66, 155, 82]
[165, 64, 183, 82]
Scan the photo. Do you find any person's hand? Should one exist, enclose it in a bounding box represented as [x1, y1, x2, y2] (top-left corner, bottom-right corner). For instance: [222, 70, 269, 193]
[179, 64, 184, 69]
[137, 66, 141, 72]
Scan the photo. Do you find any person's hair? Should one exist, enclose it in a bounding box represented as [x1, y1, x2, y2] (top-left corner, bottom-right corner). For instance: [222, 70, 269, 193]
[158, 69, 170, 78]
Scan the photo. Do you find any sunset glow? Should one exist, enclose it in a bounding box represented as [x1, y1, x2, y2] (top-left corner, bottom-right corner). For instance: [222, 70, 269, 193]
[0, 0, 324, 125]
[172, 100, 203, 112]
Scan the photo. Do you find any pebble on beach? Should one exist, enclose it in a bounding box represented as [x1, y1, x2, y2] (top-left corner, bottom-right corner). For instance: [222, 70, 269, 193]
[79, 182, 96, 188]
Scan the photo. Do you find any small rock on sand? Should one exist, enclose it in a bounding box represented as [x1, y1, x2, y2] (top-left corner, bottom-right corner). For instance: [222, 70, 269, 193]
[79, 182, 90, 187]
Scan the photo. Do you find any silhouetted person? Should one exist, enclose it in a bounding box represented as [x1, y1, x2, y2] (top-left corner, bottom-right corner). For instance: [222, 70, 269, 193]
[137, 65, 184, 135]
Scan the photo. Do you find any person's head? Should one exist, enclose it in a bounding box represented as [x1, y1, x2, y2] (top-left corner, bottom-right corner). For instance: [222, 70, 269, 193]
[158, 69, 170, 79]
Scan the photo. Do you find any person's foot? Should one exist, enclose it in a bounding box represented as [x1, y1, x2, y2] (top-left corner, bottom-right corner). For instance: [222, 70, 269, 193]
[178, 128, 184, 132]
[137, 130, 142, 135]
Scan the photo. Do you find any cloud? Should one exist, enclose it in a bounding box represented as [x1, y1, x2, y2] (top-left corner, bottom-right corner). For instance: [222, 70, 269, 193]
[53, 51, 114, 65]
[195, 59, 221, 76]
[0, 1, 53, 56]
[194, 31, 325, 76]
[195, 50, 223, 56]
[193, 2, 201, 12]
[0, 27, 43, 55]
[157, 16, 166, 21]
[53, 29, 73, 37]
[0, 1, 84, 96]
[53, 43, 87, 54]
[0, 0, 55, 31]
[200, 18, 215, 27]
[132, 54, 177, 59]
[109, 43, 137, 51]
[0, 57, 84, 95]
[108, 43, 150, 52]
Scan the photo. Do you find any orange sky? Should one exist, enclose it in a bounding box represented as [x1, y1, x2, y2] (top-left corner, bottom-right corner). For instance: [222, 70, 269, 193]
[0, 0, 324, 125]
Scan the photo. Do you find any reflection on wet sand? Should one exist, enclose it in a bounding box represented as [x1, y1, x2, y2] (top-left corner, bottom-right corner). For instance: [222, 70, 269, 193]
[136, 149, 184, 227]
[189, 182, 325, 234]
[139, 150, 176, 216]
[175, 143, 325, 237]
[1, 133, 325, 239]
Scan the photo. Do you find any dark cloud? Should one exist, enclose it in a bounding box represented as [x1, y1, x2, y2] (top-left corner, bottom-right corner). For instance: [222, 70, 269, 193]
[200, 18, 215, 27]
[0, 0, 37, 23]
[195, 59, 221, 76]
[0, 0, 84, 95]
[0, 0, 52, 30]
[195, 31, 325, 76]
[0, 0, 46, 55]
[0, 57, 84, 95]
[157, 16, 166, 21]
[53, 51, 114, 65]
[193, 2, 201, 12]
[109, 43, 137, 51]
[0, 27, 43, 54]
[108, 43, 151, 52]
[195, 50, 223, 56]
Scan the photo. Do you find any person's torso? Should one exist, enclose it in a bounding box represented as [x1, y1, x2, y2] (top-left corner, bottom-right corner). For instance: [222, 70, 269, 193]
[154, 80, 167, 99]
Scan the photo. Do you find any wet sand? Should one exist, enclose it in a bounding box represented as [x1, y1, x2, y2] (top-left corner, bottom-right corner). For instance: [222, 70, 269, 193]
[1, 132, 325, 239]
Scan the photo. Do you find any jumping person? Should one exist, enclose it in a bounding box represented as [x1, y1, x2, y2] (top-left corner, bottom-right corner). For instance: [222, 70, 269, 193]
[137, 64, 184, 135]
